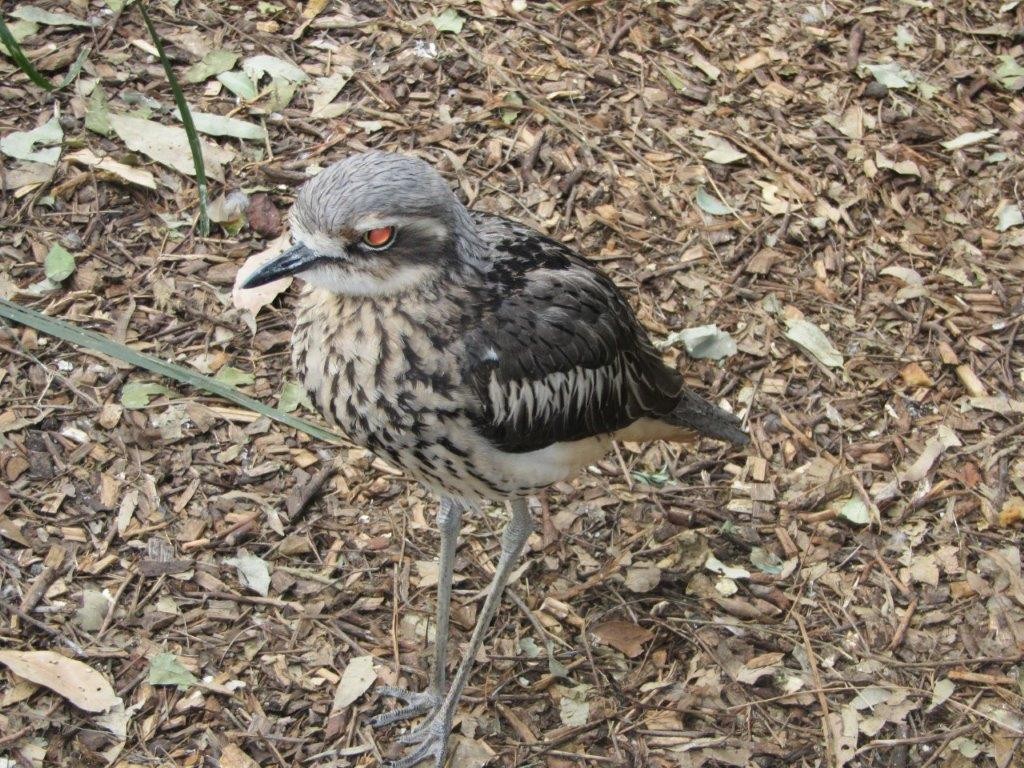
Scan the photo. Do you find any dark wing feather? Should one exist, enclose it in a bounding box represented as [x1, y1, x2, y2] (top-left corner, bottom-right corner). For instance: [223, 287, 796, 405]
[463, 214, 684, 453]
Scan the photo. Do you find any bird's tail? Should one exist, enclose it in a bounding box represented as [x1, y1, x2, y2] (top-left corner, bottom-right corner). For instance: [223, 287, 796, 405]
[667, 387, 749, 446]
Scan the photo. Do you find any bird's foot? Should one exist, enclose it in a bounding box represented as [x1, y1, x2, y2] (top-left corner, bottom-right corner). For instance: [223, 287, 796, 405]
[384, 713, 454, 768]
[369, 686, 441, 728]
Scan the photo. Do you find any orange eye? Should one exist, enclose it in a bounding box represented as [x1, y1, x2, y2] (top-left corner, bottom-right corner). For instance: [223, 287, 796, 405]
[362, 226, 395, 248]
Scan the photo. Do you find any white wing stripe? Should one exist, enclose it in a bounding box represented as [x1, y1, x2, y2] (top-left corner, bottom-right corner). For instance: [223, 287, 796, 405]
[490, 363, 627, 430]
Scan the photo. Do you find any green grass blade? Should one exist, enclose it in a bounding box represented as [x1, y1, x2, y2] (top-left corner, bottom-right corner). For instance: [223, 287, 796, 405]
[136, 1, 210, 236]
[0, 15, 54, 90]
[0, 298, 343, 446]
[0, 15, 89, 92]
[61, 46, 91, 87]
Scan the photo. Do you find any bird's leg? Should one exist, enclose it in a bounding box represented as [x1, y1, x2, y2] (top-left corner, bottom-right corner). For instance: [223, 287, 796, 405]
[388, 498, 533, 768]
[431, 495, 462, 696]
[372, 496, 463, 727]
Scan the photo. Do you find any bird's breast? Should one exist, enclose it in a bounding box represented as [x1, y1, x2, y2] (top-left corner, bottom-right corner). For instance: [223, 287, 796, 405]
[292, 288, 469, 451]
[289, 287, 613, 501]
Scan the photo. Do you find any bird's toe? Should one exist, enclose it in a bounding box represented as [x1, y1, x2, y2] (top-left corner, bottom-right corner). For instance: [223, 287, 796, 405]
[383, 718, 452, 768]
[370, 686, 441, 729]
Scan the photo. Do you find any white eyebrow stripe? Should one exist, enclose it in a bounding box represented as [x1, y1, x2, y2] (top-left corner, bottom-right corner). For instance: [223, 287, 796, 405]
[352, 215, 448, 241]
[352, 216, 395, 231]
[291, 222, 344, 257]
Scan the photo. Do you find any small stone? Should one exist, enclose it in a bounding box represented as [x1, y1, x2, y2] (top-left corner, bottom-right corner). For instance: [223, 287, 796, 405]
[863, 81, 889, 98]
[248, 193, 282, 237]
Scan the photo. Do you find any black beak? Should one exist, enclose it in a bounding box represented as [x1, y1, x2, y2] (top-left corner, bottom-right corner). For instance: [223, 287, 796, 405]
[241, 243, 321, 289]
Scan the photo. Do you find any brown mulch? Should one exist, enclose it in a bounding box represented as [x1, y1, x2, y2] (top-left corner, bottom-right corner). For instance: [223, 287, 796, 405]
[2, 2, 1023, 767]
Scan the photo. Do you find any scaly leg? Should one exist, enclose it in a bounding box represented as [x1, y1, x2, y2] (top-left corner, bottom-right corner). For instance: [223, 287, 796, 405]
[387, 498, 534, 768]
[371, 497, 463, 727]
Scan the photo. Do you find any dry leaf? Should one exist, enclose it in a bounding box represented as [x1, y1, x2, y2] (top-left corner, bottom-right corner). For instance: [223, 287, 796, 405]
[108, 113, 232, 182]
[220, 743, 260, 768]
[233, 231, 294, 314]
[908, 554, 940, 586]
[558, 683, 591, 726]
[0, 650, 120, 712]
[66, 149, 157, 189]
[999, 498, 1024, 527]
[448, 736, 496, 768]
[331, 655, 377, 711]
[590, 620, 654, 658]
[830, 705, 859, 767]
[900, 362, 933, 388]
[624, 564, 662, 593]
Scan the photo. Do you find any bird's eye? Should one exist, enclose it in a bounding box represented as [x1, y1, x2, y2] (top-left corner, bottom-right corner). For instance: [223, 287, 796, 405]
[362, 226, 396, 249]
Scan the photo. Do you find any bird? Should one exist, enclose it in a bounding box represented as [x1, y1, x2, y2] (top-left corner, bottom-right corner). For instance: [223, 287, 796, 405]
[241, 151, 748, 768]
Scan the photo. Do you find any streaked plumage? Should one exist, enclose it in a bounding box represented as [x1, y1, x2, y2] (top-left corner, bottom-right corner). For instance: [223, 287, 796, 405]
[241, 151, 748, 768]
[288, 209, 745, 502]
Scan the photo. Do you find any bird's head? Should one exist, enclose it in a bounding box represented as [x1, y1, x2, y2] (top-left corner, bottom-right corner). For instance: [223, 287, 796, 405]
[242, 151, 469, 297]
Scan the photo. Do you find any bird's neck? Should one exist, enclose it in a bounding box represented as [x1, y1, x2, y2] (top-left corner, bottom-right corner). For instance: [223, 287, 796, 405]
[451, 203, 490, 277]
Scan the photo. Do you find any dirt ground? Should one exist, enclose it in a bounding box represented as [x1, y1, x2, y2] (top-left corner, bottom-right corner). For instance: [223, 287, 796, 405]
[2, 1, 1023, 767]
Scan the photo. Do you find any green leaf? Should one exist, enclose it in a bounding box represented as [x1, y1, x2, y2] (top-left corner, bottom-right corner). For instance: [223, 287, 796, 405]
[631, 468, 671, 487]
[750, 547, 783, 575]
[658, 64, 687, 92]
[995, 203, 1023, 232]
[784, 317, 844, 368]
[74, 590, 109, 632]
[179, 111, 266, 141]
[519, 637, 542, 658]
[217, 70, 258, 100]
[310, 70, 353, 118]
[500, 91, 523, 125]
[214, 366, 255, 388]
[0, 297, 344, 445]
[861, 61, 914, 89]
[147, 652, 197, 690]
[225, 551, 270, 596]
[659, 324, 737, 360]
[695, 186, 733, 216]
[950, 737, 983, 759]
[431, 8, 465, 34]
[44, 244, 75, 282]
[548, 656, 569, 678]
[183, 49, 238, 84]
[85, 84, 111, 135]
[267, 77, 298, 111]
[277, 380, 311, 413]
[927, 678, 955, 712]
[0, 117, 63, 165]
[120, 381, 177, 409]
[836, 497, 870, 526]
[10, 6, 94, 27]
[6, 19, 38, 42]
[892, 26, 915, 51]
[243, 54, 307, 83]
[108, 114, 230, 181]
[558, 684, 591, 726]
[994, 55, 1024, 91]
